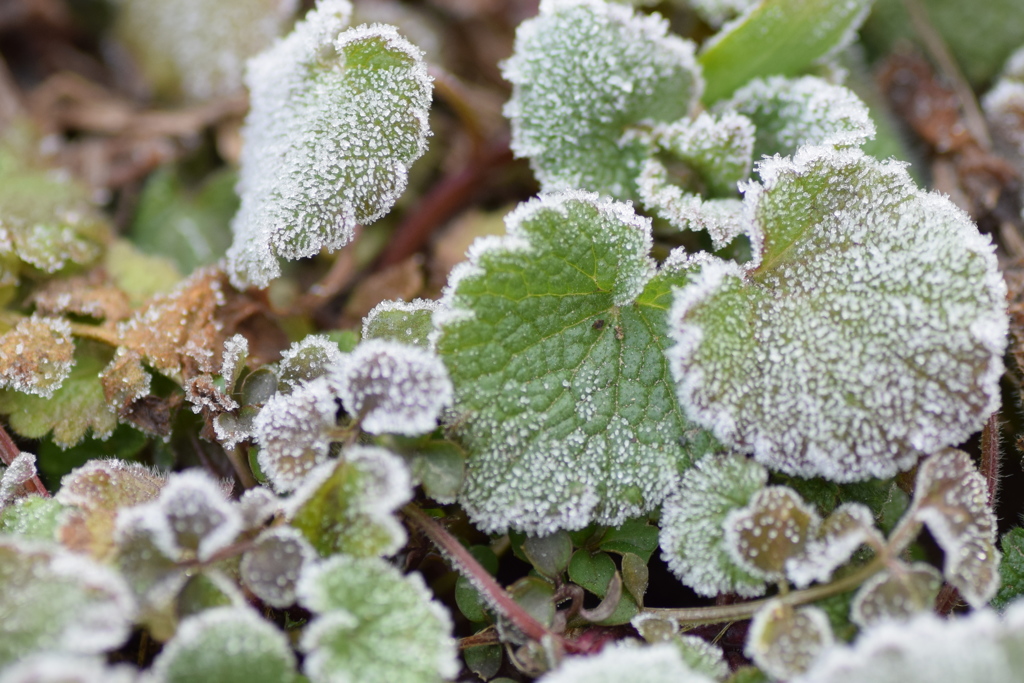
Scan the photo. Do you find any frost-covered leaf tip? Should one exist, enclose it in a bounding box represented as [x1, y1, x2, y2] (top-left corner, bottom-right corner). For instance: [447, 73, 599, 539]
[503, 0, 701, 198]
[0, 316, 74, 398]
[337, 339, 452, 436]
[298, 554, 458, 683]
[362, 298, 442, 347]
[435, 191, 702, 534]
[668, 146, 1007, 482]
[227, 0, 432, 288]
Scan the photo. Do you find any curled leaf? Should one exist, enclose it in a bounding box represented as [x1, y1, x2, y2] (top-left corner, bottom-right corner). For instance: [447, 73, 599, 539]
[724, 485, 820, 581]
[851, 561, 942, 629]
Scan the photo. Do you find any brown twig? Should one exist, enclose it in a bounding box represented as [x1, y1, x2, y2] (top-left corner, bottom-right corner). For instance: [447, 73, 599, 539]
[376, 138, 513, 268]
[980, 412, 1001, 507]
[0, 423, 49, 497]
[402, 502, 579, 653]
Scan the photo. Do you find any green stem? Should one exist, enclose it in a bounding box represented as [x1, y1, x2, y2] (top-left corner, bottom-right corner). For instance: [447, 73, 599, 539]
[644, 558, 885, 626]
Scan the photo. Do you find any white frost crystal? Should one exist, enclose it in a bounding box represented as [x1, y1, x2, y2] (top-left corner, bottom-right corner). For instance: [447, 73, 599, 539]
[537, 642, 716, 683]
[0, 451, 36, 509]
[719, 75, 876, 158]
[659, 453, 768, 597]
[668, 145, 1008, 482]
[793, 600, 1024, 683]
[336, 339, 453, 436]
[227, 0, 433, 288]
[503, 0, 702, 198]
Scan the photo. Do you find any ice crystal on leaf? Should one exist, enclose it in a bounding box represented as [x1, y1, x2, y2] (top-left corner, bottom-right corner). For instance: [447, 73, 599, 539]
[636, 162, 746, 249]
[792, 601, 1024, 683]
[746, 600, 833, 680]
[220, 333, 248, 388]
[336, 339, 453, 436]
[724, 486, 820, 581]
[277, 335, 345, 393]
[904, 448, 999, 607]
[0, 451, 36, 509]
[651, 112, 755, 197]
[502, 0, 702, 198]
[151, 607, 297, 683]
[785, 502, 883, 588]
[719, 76, 876, 159]
[1, 496, 65, 540]
[0, 537, 135, 668]
[297, 555, 458, 683]
[850, 562, 942, 629]
[286, 446, 412, 557]
[111, 0, 296, 101]
[362, 298, 441, 347]
[253, 376, 338, 492]
[668, 146, 1007, 482]
[434, 191, 704, 534]
[0, 316, 74, 398]
[659, 452, 767, 598]
[536, 642, 715, 683]
[227, 0, 433, 289]
[240, 527, 316, 607]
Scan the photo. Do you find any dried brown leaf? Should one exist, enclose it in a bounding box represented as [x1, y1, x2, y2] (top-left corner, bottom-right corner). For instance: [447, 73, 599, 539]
[0, 315, 75, 398]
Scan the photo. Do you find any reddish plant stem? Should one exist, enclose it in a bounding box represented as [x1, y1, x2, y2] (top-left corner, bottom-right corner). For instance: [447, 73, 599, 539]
[402, 503, 579, 653]
[935, 583, 963, 615]
[980, 412, 1001, 507]
[376, 138, 513, 268]
[0, 422, 49, 497]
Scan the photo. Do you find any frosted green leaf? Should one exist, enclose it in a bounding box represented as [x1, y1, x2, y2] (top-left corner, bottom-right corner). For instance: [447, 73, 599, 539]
[785, 502, 882, 588]
[659, 452, 767, 598]
[851, 562, 942, 629]
[0, 537, 135, 667]
[907, 449, 999, 608]
[337, 339, 453, 436]
[536, 642, 716, 683]
[651, 112, 755, 197]
[0, 343, 118, 448]
[745, 600, 833, 680]
[297, 555, 458, 683]
[278, 335, 345, 393]
[1, 495, 64, 540]
[993, 528, 1024, 610]
[724, 486, 820, 581]
[362, 299, 441, 347]
[718, 76, 875, 160]
[253, 376, 339, 492]
[285, 445, 412, 557]
[151, 470, 243, 561]
[227, 2, 433, 288]
[792, 601, 1024, 683]
[0, 451, 36, 509]
[698, 0, 873, 103]
[502, 0, 702, 198]
[238, 486, 281, 531]
[668, 146, 1008, 482]
[689, 0, 757, 27]
[112, 0, 296, 100]
[675, 635, 729, 680]
[221, 334, 249, 389]
[152, 607, 297, 683]
[0, 316, 74, 398]
[407, 440, 465, 504]
[240, 527, 316, 607]
[637, 159, 746, 249]
[434, 191, 702, 534]
[0, 654, 138, 683]
[0, 127, 110, 283]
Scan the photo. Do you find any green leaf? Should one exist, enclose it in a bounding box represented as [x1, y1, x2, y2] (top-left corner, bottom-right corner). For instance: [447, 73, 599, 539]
[521, 531, 573, 580]
[660, 453, 768, 598]
[668, 146, 1007, 483]
[0, 342, 117, 448]
[992, 527, 1024, 610]
[286, 446, 412, 557]
[227, 4, 433, 288]
[152, 607, 297, 683]
[0, 653, 138, 683]
[718, 76, 875, 159]
[0, 495, 65, 540]
[568, 549, 617, 598]
[435, 192, 702, 534]
[465, 644, 503, 680]
[0, 537, 135, 667]
[651, 111, 755, 197]
[130, 167, 237, 274]
[362, 299, 440, 347]
[298, 555, 458, 683]
[698, 0, 873, 104]
[745, 600, 833, 680]
[408, 440, 465, 504]
[277, 335, 346, 394]
[508, 576, 556, 628]
[0, 124, 110, 282]
[454, 545, 498, 623]
[502, 0, 701, 198]
[620, 551, 648, 607]
[597, 517, 660, 562]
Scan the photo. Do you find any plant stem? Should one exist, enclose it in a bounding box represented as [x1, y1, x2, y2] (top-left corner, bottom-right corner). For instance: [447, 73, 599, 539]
[69, 322, 121, 347]
[402, 503, 579, 653]
[981, 412, 1001, 506]
[644, 559, 885, 626]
